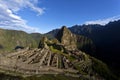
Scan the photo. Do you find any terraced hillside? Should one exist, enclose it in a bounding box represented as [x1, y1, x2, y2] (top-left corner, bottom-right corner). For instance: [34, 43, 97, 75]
[0, 27, 117, 80]
[0, 47, 86, 76]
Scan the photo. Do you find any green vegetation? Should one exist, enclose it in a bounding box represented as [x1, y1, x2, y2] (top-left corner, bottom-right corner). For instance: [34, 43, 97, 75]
[30, 33, 54, 46]
[30, 33, 43, 45]
[0, 73, 82, 80]
[0, 72, 23, 80]
[0, 29, 54, 53]
[0, 29, 38, 53]
[69, 21, 120, 78]
[25, 74, 81, 80]
[49, 46, 67, 57]
[91, 57, 117, 80]
[76, 35, 95, 54]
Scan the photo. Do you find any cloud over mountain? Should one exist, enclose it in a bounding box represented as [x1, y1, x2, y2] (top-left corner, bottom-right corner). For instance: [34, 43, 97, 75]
[0, 0, 44, 33]
[85, 15, 120, 25]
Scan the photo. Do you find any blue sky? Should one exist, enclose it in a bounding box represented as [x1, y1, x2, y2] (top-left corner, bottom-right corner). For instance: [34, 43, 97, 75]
[0, 0, 120, 33]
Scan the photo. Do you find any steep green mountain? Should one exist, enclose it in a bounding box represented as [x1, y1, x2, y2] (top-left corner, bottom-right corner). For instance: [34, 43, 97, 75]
[30, 33, 43, 45]
[76, 35, 95, 55]
[0, 29, 38, 53]
[30, 33, 54, 44]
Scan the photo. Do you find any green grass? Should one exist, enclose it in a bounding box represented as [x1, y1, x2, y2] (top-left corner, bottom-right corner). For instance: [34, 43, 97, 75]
[0, 72, 82, 80]
[49, 46, 68, 56]
[0, 72, 23, 80]
[49, 45, 77, 62]
[0, 29, 38, 53]
[90, 57, 117, 80]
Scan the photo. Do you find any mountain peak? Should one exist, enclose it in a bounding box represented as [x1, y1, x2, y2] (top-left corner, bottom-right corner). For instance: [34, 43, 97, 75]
[61, 26, 67, 30]
[55, 26, 77, 50]
[60, 26, 71, 35]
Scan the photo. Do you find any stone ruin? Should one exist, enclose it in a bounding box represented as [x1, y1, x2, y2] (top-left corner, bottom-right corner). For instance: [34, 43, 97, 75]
[0, 26, 92, 78]
[0, 47, 89, 77]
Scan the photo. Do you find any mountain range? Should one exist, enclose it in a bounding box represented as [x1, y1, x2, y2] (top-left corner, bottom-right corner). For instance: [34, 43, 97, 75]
[46, 20, 120, 77]
[0, 26, 117, 80]
[0, 20, 120, 80]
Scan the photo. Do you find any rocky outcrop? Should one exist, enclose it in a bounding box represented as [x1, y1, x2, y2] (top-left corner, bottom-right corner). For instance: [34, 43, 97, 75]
[55, 26, 77, 50]
[38, 36, 49, 49]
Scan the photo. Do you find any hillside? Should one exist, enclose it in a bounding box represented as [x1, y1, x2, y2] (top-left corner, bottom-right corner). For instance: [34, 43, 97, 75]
[69, 20, 120, 76]
[46, 20, 120, 77]
[0, 29, 38, 53]
[0, 26, 117, 80]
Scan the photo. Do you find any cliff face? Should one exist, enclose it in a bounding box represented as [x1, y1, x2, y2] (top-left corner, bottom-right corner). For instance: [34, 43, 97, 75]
[55, 26, 77, 50]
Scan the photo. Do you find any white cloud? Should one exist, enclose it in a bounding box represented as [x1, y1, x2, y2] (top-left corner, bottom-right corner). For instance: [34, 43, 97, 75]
[0, 0, 44, 33]
[85, 15, 120, 25]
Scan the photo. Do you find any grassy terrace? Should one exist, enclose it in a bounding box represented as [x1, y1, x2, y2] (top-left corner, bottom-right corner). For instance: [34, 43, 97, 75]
[49, 45, 77, 61]
[49, 46, 67, 56]
[0, 72, 83, 80]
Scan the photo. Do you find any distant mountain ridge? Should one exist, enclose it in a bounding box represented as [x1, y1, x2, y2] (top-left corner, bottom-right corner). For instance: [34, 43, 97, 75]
[0, 29, 39, 53]
[70, 20, 120, 75]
